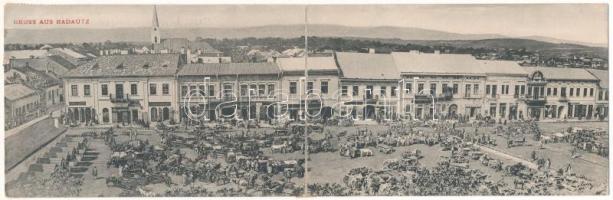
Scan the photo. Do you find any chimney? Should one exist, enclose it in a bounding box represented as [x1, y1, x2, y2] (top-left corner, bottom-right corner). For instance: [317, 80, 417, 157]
[368, 48, 375, 54]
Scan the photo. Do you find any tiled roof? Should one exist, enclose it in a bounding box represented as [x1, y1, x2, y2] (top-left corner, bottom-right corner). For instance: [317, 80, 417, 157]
[10, 56, 75, 76]
[335, 52, 400, 80]
[391, 52, 485, 75]
[64, 54, 180, 78]
[47, 55, 77, 69]
[586, 69, 609, 88]
[276, 57, 338, 72]
[4, 84, 36, 101]
[178, 62, 280, 76]
[478, 60, 528, 76]
[524, 67, 598, 81]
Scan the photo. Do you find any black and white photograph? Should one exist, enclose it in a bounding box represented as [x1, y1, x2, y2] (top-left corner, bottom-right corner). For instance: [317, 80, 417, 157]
[1, 2, 610, 197]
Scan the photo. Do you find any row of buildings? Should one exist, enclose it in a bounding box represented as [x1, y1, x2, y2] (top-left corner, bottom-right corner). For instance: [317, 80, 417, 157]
[4, 47, 78, 129]
[61, 50, 609, 126]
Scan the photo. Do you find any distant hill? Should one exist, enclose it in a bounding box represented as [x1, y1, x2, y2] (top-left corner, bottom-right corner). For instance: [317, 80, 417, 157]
[4, 24, 606, 58]
[5, 24, 597, 45]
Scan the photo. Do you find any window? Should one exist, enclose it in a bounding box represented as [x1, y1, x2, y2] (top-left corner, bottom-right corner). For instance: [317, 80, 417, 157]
[520, 85, 526, 95]
[150, 84, 157, 95]
[465, 84, 471, 97]
[84, 85, 91, 96]
[606, 91, 609, 100]
[307, 82, 314, 94]
[250, 85, 257, 95]
[418, 83, 424, 93]
[491, 85, 497, 97]
[430, 83, 436, 95]
[115, 84, 124, 99]
[258, 84, 266, 96]
[380, 86, 387, 97]
[341, 86, 348, 96]
[405, 83, 412, 94]
[102, 108, 109, 123]
[366, 85, 374, 98]
[130, 84, 137, 95]
[540, 87, 544, 96]
[561, 87, 567, 97]
[473, 84, 479, 95]
[162, 83, 169, 95]
[583, 88, 588, 97]
[198, 84, 206, 96]
[569, 87, 574, 96]
[486, 85, 491, 95]
[553, 88, 558, 96]
[452, 84, 458, 94]
[514, 85, 519, 96]
[321, 81, 329, 94]
[289, 82, 297, 94]
[101, 84, 108, 96]
[240, 85, 247, 96]
[352, 86, 359, 96]
[599, 91, 603, 100]
[208, 85, 215, 97]
[391, 86, 397, 97]
[181, 85, 188, 96]
[547, 88, 551, 96]
[71, 85, 78, 96]
[223, 83, 234, 98]
[590, 88, 594, 96]
[267, 84, 275, 95]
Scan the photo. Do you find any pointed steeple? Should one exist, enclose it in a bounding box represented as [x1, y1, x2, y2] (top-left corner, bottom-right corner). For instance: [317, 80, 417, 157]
[151, 5, 161, 45]
[152, 5, 160, 28]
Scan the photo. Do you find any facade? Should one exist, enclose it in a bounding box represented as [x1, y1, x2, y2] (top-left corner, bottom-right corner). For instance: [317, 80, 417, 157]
[392, 51, 486, 120]
[587, 69, 609, 120]
[276, 56, 340, 120]
[62, 54, 183, 125]
[4, 84, 40, 128]
[524, 67, 601, 121]
[335, 52, 401, 121]
[479, 60, 529, 121]
[177, 62, 281, 123]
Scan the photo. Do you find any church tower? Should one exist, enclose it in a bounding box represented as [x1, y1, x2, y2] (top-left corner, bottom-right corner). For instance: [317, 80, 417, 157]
[151, 5, 161, 45]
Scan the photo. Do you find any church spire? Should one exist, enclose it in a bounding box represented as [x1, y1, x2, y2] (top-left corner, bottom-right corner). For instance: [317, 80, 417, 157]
[151, 5, 161, 45]
[152, 5, 160, 28]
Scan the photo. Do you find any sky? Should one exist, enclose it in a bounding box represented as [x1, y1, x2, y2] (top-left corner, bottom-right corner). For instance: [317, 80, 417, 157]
[4, 4, 608, 44]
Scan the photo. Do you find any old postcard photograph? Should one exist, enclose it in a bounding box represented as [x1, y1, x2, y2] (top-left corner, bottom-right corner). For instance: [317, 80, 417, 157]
[1, 2, 610, 197]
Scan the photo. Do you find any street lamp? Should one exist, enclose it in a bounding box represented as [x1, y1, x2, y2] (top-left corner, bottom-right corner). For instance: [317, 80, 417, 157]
[248, 88, 256, 121]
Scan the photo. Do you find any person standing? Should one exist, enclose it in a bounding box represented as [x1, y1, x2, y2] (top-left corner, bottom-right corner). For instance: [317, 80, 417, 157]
[92, 166, 98, 178]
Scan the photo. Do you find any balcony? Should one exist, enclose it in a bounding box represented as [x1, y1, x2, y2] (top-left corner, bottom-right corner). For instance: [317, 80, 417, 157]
[558, 96, 569, 102]
[414, 92, 453, 103]
[523, 95, 547, 106]
[109, 94, 140, 107]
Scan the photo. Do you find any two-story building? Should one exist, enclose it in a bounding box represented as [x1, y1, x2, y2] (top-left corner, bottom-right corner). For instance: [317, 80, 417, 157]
[392, 51, 485, 120]
[479, 60, 529, 120]
[335, 52, 401, 121]
[523, 67, 600, 121]
[63, 54, 183, 125]
[177, 62, 281, 123]
[276, 56, 340, 120]
[586, 69, 608, 120]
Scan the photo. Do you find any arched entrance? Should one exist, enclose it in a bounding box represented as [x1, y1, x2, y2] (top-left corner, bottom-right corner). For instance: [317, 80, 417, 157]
[163, 107, 170, 121]
[448, 104, 458, 117]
